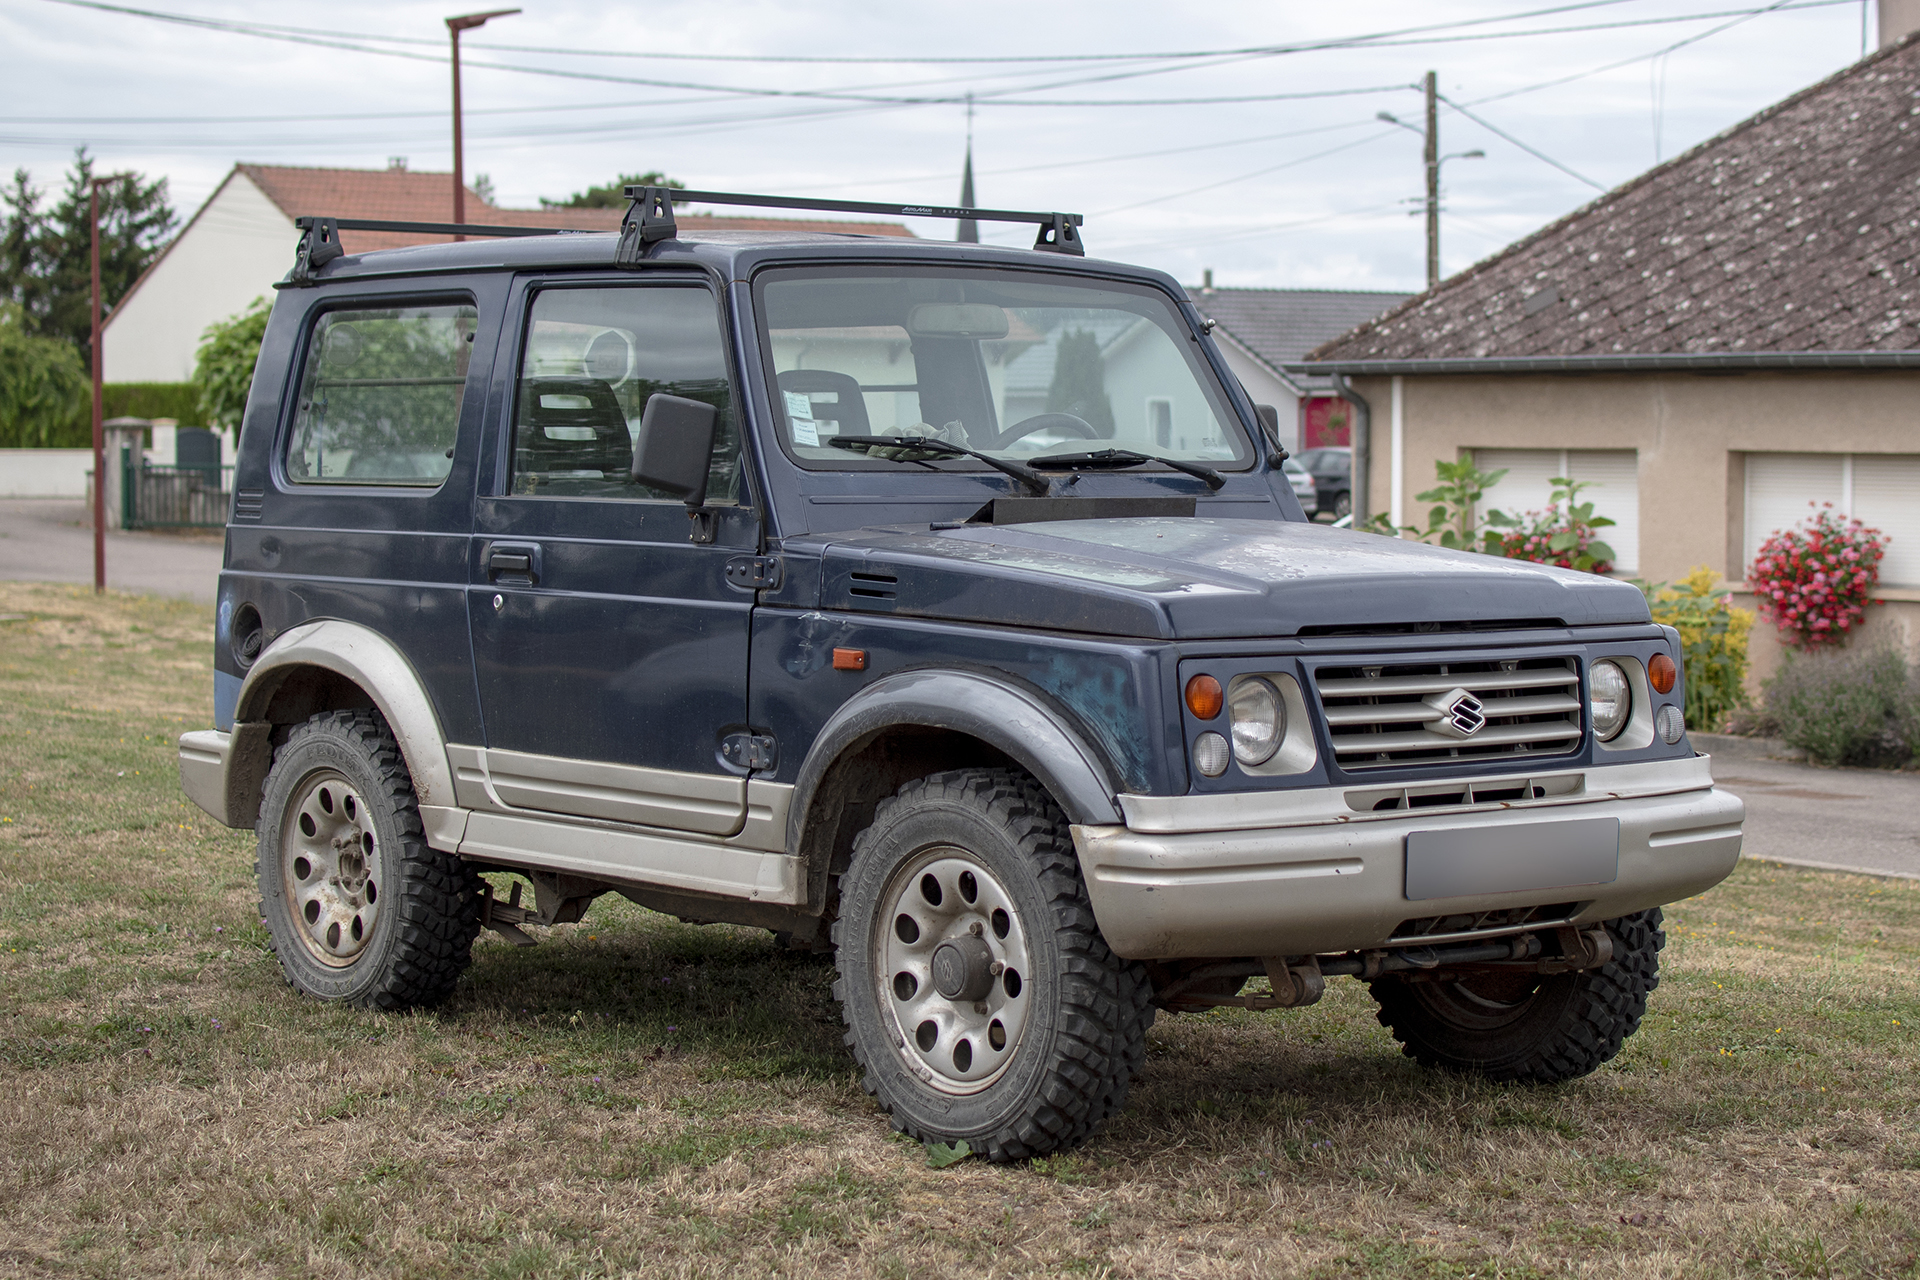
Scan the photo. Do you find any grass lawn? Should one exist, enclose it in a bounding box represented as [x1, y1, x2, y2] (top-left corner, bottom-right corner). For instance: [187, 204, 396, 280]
[1, 581, 1917, 1279]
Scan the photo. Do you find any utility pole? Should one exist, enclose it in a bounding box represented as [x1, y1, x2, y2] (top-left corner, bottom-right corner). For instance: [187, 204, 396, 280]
[1380, 75, 1482, 293]
[446, 9, 519, 234]
[1423, 71, 1439, 291]
[89, 171, 131, 594]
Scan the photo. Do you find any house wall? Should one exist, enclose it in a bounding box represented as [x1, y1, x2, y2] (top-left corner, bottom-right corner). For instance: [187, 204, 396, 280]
[1211, 335, 1300, 452]
[1350, 370, 1920, 689]
[102, 171, 294, 384]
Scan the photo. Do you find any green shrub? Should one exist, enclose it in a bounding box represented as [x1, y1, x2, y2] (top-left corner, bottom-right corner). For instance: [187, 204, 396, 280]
[103, 382, 203, 426]
[1762, 644, 1919, 768]
[1638, 567, 1754, 733]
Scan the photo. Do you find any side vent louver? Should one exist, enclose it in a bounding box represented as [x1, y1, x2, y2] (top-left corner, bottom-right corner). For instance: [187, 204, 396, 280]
[234, 489, 264, 520]
[848, 571, 897, 601]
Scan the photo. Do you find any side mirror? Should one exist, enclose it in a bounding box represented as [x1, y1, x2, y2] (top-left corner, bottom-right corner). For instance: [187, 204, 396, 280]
[632, 393, 717, 507]
[1254, 404, 1289, 461]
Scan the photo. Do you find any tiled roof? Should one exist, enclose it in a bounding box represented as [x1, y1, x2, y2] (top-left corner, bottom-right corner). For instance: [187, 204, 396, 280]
[1309, 34, 1920, 363]
[1184, 286, 1411, 372]
[237, 163, 915, 253]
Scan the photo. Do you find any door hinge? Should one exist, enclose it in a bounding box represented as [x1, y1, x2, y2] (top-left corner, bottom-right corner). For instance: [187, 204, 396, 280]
[721, 733, 778, 772]
[724, 555, 783, 590]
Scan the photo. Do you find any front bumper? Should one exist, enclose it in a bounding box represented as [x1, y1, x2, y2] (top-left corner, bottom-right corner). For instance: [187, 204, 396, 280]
[1072, 755, 1743, 960]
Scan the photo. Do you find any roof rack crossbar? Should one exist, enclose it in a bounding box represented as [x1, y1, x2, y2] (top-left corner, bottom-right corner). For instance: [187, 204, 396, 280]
[287, 214, 584, 287]
[614, 185, 1086, 267]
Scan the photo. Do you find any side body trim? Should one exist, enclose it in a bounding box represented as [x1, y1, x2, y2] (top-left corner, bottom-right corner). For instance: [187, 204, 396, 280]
[458, 811, 802, 904]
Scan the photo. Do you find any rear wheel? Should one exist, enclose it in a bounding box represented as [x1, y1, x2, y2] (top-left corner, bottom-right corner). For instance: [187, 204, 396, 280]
[1368, 909, 1663, 1083]
[256, 710, 483, 1009]
[832, 769, 1152, 1162]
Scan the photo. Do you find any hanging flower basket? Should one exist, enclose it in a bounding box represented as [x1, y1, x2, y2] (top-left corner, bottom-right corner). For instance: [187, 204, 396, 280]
[1746, 503, 1888, 649]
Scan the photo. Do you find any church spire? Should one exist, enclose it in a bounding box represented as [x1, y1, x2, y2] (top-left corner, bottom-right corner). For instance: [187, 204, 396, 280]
[957, 93, 978, 243]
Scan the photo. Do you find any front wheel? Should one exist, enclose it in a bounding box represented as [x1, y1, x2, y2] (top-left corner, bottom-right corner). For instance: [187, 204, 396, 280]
[832, 769, 1152, 1162]
[256, 710, 483, 1009]
[1369, 909, 1664, 1083]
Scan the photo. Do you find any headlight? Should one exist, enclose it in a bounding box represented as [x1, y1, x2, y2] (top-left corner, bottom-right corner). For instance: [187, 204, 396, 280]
[1228, 678, 1284, 766]
[1589, 660, 1631, 741]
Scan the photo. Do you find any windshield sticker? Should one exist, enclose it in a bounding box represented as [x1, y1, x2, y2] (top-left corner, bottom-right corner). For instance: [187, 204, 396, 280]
[784, 391, 821, 447]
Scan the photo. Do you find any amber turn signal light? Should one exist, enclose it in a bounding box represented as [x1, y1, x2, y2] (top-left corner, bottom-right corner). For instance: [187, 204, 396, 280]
[1184, 674, 1223, 719]
[832, 648, 868, 671]
[1648, 652, 1677, 695]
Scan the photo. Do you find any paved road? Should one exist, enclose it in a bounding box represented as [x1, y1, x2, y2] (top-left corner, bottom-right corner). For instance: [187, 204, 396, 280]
[1697, 734, 1920, 880]
[0, 498, 223, 603]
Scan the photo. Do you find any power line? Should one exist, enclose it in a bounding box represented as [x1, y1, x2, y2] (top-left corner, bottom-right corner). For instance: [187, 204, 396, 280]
[1437, 95, 1607, 190]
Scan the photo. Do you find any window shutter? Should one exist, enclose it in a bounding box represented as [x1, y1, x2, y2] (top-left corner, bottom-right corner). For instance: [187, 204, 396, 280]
[1851, 455, 1920, 588]
[1569, 450, 1639, 573]
[1742, 454, 1844, 577]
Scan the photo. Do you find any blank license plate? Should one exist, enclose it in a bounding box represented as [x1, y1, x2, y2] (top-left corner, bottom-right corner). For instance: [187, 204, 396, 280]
[1404, 816, 1620, 902]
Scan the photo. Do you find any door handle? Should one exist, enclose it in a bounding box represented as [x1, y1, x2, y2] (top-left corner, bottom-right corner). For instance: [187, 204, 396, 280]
[486, 542, 542, 583]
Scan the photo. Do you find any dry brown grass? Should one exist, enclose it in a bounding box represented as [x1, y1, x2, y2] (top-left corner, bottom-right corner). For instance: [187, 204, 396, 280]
[1, 581, 1917, 1279]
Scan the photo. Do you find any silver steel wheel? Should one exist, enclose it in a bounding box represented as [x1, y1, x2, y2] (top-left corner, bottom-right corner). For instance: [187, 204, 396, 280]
[281, 769, 382, 967]
[875, 846, 1033, 1094]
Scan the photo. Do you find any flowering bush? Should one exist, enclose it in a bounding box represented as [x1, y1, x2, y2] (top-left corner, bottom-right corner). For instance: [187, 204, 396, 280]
[1746, 503, 1888, 649]
[1637, 567, 1755, 732]
[1486, 477, 1617, 575]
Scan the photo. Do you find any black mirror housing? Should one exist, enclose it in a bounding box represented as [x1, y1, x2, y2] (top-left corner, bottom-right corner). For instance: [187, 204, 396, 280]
[632, 393, 717, 507]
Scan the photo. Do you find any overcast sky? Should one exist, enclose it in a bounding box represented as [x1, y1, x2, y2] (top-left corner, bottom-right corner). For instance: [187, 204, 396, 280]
[1, 0, 1877, 293]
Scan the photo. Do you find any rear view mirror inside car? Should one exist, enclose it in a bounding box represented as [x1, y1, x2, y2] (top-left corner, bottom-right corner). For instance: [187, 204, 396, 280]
[906, 303, 1010, 339]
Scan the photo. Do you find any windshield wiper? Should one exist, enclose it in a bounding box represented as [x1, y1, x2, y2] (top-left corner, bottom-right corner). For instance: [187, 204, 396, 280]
[1026, 447, 1224, 491]
[828, 434, 1050, 496]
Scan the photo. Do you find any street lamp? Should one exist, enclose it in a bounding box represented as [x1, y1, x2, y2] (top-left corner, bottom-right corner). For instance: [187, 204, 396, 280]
[446, 9, 520, 229]
[89, 171, 133, 594]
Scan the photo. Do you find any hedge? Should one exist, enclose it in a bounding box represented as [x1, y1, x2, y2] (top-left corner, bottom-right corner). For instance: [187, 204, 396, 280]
[2, 382, 204, 448]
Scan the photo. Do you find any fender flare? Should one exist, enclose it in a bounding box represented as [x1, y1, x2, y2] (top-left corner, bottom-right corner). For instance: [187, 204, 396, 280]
[786, 669, 1125, 855]
[235, 619, 456, 810]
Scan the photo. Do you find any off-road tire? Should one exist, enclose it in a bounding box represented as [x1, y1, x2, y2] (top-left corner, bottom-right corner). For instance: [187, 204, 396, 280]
[1369, 908, 1664, 1083]
[256, 710, 483, 1009]
[832, 769, 1153, 1162]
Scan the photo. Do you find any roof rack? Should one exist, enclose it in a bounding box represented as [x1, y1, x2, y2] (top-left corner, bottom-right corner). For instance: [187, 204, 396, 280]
[286, 187, 1087, 285]
[614, 186, 1085, 265]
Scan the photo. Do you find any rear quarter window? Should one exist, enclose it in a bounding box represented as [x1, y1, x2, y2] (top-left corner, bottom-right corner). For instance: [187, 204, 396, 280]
[284, 302, 479, 487]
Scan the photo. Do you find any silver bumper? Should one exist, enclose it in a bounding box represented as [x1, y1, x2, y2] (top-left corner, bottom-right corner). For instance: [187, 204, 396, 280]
[1072, 756, 1744, 961]
[177, 725, 273, 829]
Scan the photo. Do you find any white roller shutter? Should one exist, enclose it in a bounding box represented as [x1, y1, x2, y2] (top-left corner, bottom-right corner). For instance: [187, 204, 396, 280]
[1474, 448, 1639, 571]
[1743, 454, 1844, 577]
[1851, 455, 1920, 588]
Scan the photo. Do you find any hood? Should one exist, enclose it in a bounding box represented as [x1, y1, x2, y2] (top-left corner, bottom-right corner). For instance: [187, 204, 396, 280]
[808, 517, 1652, 640]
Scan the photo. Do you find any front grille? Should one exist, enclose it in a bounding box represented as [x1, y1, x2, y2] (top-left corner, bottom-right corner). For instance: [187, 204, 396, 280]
[1312, 655, 1583, 770]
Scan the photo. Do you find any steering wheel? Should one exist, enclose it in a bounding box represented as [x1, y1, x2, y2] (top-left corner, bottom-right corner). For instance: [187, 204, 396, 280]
[992, 413, 1098, 448]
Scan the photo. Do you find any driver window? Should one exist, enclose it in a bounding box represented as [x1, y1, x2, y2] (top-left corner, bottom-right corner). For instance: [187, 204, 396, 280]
[512, 286, 741, 501]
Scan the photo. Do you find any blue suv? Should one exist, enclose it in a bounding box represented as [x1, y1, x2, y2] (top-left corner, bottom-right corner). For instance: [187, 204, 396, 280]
[178, 189, 1742, 1161]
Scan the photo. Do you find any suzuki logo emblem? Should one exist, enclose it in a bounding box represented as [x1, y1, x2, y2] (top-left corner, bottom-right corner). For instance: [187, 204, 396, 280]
[1424, 686, 1487, 739]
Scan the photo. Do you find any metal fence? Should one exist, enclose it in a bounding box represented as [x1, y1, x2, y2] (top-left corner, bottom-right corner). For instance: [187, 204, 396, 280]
[121, 445, 232, 530]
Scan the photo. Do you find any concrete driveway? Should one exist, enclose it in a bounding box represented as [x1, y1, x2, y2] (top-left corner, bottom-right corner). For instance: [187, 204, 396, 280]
[0, 498, 223, 603]
[1697, 732, 1920, 880]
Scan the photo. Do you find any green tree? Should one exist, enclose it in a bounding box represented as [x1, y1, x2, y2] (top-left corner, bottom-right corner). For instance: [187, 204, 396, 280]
[1044, 328, 1115, 436]
[192, 296, 271, 430]
[0, 301, 89, 448]
[0, 150, 176, 365]
[540, 171, 683, 210]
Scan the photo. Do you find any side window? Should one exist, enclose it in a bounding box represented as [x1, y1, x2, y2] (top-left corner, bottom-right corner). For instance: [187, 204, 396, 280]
[512, 286, 741, 502]
[285, 302, 477, 486]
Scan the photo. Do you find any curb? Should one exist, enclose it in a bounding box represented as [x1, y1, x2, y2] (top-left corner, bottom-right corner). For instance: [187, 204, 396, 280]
[1743, 855, 1920, 883]
[1690, 731, 1806, 763]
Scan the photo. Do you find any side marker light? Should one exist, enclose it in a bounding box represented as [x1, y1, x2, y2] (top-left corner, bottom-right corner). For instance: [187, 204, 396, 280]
[832, 648, 868, 671]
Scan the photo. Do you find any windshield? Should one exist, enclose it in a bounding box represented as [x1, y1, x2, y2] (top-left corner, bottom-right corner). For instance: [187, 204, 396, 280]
[757, 267, 1252, 474]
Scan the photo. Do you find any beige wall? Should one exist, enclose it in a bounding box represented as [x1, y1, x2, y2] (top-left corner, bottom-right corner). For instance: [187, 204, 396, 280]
[1349, 370, 1920, 690]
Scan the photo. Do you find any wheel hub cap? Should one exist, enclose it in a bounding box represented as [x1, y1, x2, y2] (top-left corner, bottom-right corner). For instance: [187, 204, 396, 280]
[876, 849, 1032, 1094]
[281, 770, 381, 967]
